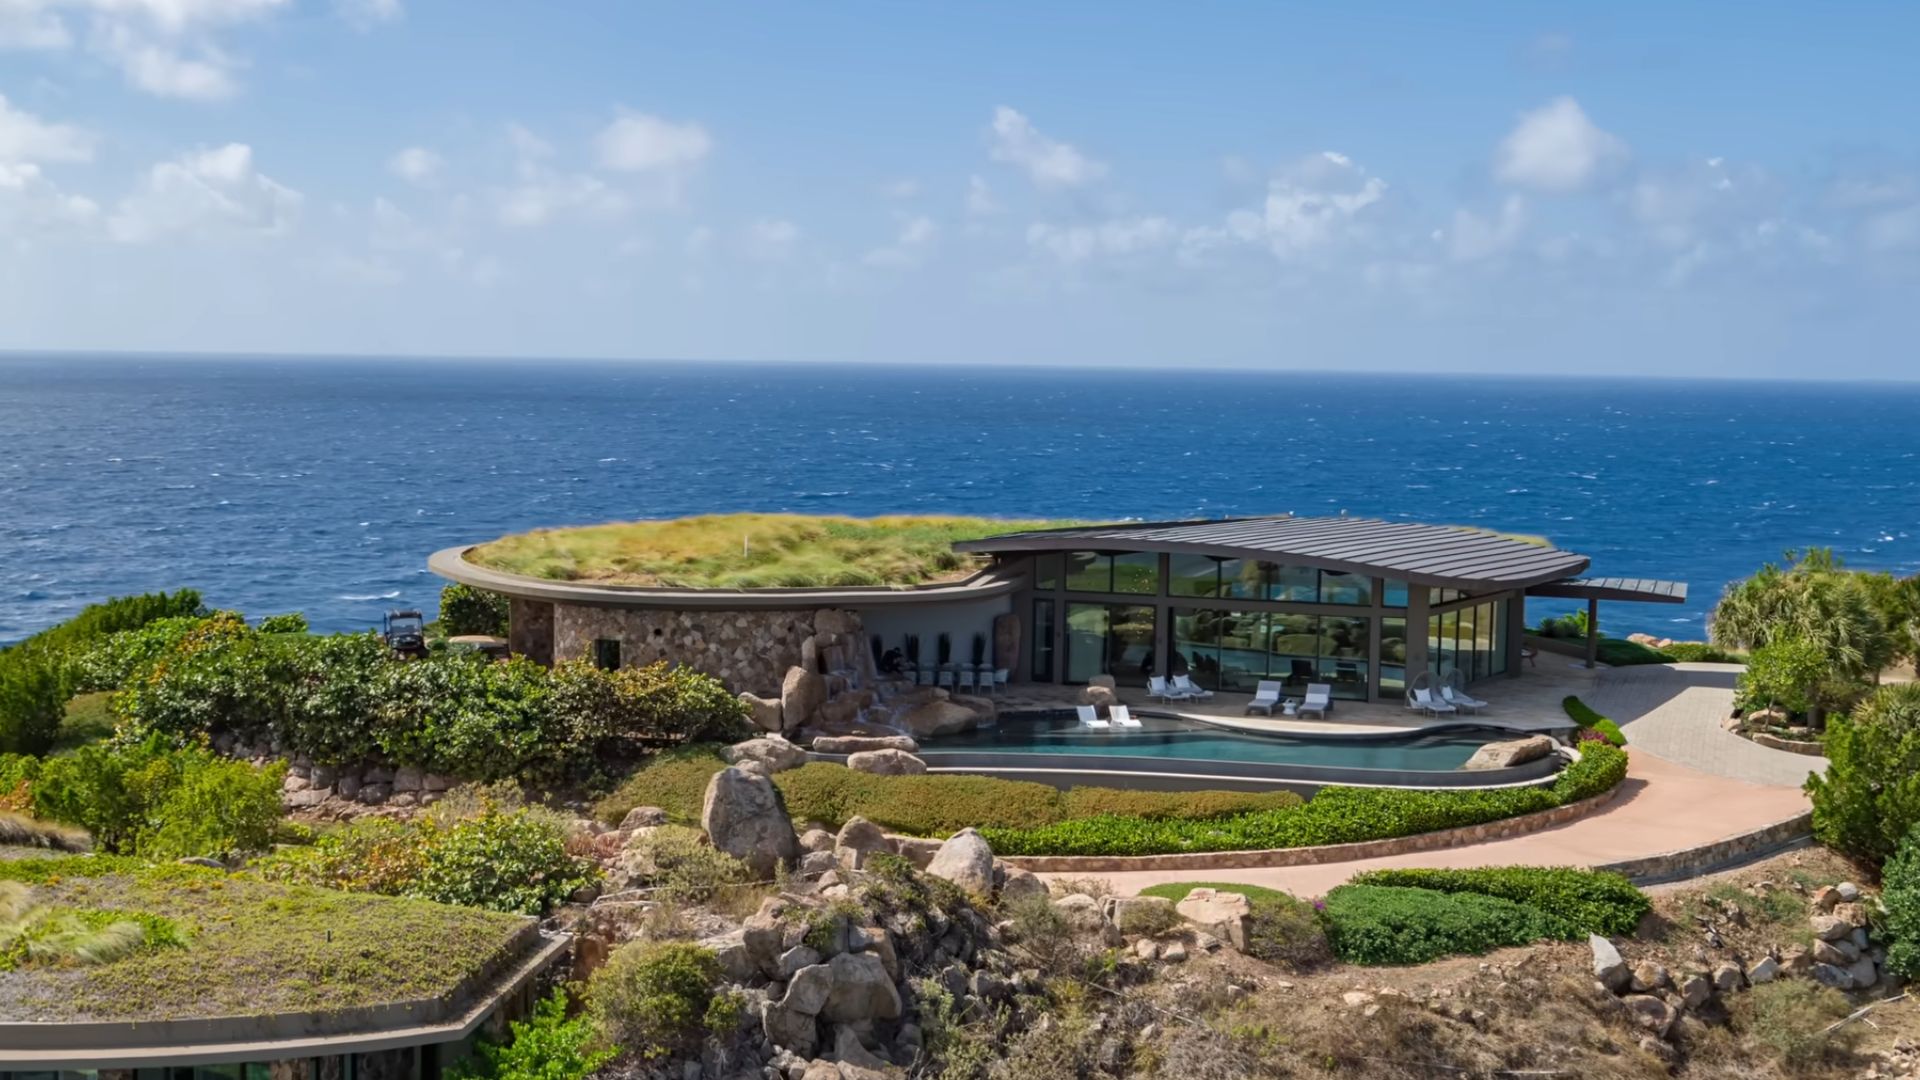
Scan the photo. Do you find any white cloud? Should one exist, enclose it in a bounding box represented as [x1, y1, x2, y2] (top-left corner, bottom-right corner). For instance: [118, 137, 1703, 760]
[0, 4, 70, 48]
[494, 124, 627, 227]
[863, 215, 937, 268]
[334, 0, 401, 31]
[388, 146, 442, 186]
[1493, 97, 1628, 192]
[1027, 216, 1175, 263]
[595, 110, 711, 173]
[1864, 204, 1920, 252]
[1442, 196, 1527, 262]
[741, 218, 797, 262]
[109, 142, 300, 242]
[879, 178, 919, 200]
[0, 160, 99, 232]
[988, 106, 1106, 190]
[965, 174, 999, 217]
[0, 0, 294, 100]
[0, 94, 94, 163]
[1187, 151, 1388, 261]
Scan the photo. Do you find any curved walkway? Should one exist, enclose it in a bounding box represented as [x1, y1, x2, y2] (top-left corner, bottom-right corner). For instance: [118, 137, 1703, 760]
[1079, 663, 1820, 897]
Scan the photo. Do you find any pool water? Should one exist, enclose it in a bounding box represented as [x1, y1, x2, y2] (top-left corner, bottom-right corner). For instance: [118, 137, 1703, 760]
[920, 715, 1536, 773]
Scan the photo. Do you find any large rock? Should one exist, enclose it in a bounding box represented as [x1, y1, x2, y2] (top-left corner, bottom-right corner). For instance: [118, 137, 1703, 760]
[1079, 684, 1119, 709]
[741, 692, 784, 733]
[1811, 914, 1852, 942]
[924, 828, 996, 896]
[1176, 888, 1253, 952]
[701, 766, 798, 877]
[781, 666, 829, 730]
[724, 735, 810, 774]
[1747, 956, 1781, 984]
[834, 816, 893, 871]
[896, 697, 988, 739]
[820, 952, 902, 1023]
[1621, 994, 1677, 1038]
[1590, 934, 1630, 993]
[847, 749, 928, 776]
[813, 734, 919, 755]
[998, 865, 1047, 904]
[1462, 735, 1556, 770]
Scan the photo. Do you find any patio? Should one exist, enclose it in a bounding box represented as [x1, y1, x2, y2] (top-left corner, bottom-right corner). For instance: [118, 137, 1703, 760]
[987, 655, 1606, 739]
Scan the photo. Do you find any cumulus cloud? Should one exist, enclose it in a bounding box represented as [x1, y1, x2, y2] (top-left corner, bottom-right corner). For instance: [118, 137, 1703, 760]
[334, 0, 401, 31]
[1186, 151, 1389, 261]
[965, 174, 999, 216]
[2, 0, 294, 100]
[988, 106, 1106, 190]
[595, 110, 712, 173]
[1442, 196, 1527, 262]
[0, 94, 94, 163]
[1027, 216, 1176, 263]
[863, 215, 937, 268]
[1494, 97, 1628, 192]
[109, 142, 301, 242]
[388, 146, 442, 186]
[0, 160, 99, 231]
[494, 124, 626, 227]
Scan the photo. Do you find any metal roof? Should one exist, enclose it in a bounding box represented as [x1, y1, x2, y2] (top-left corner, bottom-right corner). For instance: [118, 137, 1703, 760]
[954, 515, 1593, 591]
[1525, 577, 1690, 605]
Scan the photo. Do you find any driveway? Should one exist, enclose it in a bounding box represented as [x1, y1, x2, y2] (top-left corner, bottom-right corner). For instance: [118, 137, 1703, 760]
[1583, 662, 1826, 787]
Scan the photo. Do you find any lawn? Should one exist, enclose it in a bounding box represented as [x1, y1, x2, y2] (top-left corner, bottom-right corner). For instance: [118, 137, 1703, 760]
[467, 512, 1082, 589]
[0, 854, 533, 1022]
[1137, 881, 1295, 905]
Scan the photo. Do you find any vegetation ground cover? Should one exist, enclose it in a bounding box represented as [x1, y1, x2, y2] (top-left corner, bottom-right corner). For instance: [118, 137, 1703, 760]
[0, 855, 531, 1022]
[467, 513, 1080, 588]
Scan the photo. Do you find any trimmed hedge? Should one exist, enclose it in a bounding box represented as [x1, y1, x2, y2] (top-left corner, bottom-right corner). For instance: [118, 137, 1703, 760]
[1562, 696, 1626, 747]
[979, 742, 1625, 857]
[1322, 884, 1575, 965]
[1347, 866, 1649, 937]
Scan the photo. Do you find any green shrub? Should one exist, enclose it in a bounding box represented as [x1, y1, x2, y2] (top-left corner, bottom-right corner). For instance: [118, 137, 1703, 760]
[546, 661, 747, 774]
[1880, 822, 1920, 982]
[256, 613, 309, 634]
[1060, 786, 1302, 821]
[1561, 696, 1625, 746]
[1806, 682, 1920, 864]
[618, 824, 749, 904]
[29, 736, 284, 858]
[1135, 882, 1331, 970]
[1322, 884, 1575, 965]
[588, 940, 728, 1059]
[447, 988, 614, 1080]
[1739, 979, 1859, 1069]
[276, 631, 390, 764]
[1661, 641, 1743, 663]
[253, 816, 430, 896]
[439, 584, 511, 638]
[982, 743, 1625, 857]
[0, 884, 188, 970]
[1348, 866, 1648, 937]
[0, 660, 63, 757]
[1, 591, 206, 754]
[592, 747, 728, 826]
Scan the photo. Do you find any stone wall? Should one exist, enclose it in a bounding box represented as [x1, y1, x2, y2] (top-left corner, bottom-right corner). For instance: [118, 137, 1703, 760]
[552, 603, 865, 695]
[1596, 810, 1815, 886]
[509, 597, 554, 665]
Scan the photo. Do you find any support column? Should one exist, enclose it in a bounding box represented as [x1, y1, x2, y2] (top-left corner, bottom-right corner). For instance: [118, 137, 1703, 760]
[1504, 593, 1527, 678]
[1585, 598, 1600, 669]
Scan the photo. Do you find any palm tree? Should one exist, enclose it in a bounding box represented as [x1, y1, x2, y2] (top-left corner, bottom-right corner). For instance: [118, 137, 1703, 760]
[1711, 552, 1893, 680]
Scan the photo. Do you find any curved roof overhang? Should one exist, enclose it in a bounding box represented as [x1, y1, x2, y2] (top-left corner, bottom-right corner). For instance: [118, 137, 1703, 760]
[956, 516, 1591, 593]
[429, 545, 1021, 610]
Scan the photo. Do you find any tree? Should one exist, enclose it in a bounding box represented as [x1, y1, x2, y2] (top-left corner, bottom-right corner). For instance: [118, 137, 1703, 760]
[1712, 549, 1893, 691]
[1805, 682, 1920, 864]
[1738, 635, 1840, 724]
[439, 584, 511, 637]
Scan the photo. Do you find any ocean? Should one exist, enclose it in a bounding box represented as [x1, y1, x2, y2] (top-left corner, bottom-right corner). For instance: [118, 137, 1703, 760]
[2, 355, 1917, 644]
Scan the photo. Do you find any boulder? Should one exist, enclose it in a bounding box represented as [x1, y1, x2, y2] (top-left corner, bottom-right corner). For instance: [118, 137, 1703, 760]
[1678, 973, 1712, 1009]
[1811, 914, 1852, 942]
[1177, 888, 1253, 953]
[1053, 894, 1105, 934]
[1811, 963, 1855, 990]
[700, 766, 798, 877]
[1836, 881, 1862, 903]
[1833, 901, 1870, 929]
[800, 850, 837, 877]
[392, 766, 423, 793]
[620, 805, 669, 830]
[800, 635, 822, 675]
[764, 1003, 819, 1057]
[1812, 939, 1851, 966]
[1590, 934, 1630, 993]
[1711, 963, 1743, 994]
[782, 963, 835, 1016]
[819, 693, 875, 729]
[833, 816, 893, 871]
[798, 827, 837, 853]
[701, 930, 758, 983]
[1747, 956, 1781, 984]
[924, 828, 996, 896]
[1621, 995, 1677, 1038]
[741, 692, 785, 733]
[724, 735, 810, 775]
[778, 945, 823, 981]
[821, 952, 902, 1023]
[896, 698, 983, 739]
[833, 1024, 893, 1074]
[997, 866, 1047, 904]
[1079, 684, 1119, 709]
[1811, 885, 1842, 912]
[782, 667, 829, 730]
[812, 735, 920, 755]
[1847, 955, 1879, 990]
[1462, 734, 1556, 771]
[1104, 895, 1177, 935]
[892, 836, 942, 869]
[847, 749, 928, 776]
[1629, 961, 1670, 993]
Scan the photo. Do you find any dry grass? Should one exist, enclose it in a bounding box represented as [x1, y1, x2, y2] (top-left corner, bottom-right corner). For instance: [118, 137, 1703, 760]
[0, 813, 90, 853]
[468, 512, 1081, 589]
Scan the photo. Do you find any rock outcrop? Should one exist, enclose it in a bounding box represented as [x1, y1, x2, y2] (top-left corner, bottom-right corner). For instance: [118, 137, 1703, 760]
[847, 749, 928, 776]
[1462, 734, 1556, 770]
[924, 828, 996, 896]
[723, 735, 810, 775]
[701, 766, 798, 877]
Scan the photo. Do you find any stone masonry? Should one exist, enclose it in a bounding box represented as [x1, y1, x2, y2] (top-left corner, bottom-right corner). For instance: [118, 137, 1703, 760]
[552, 604, 868, 695]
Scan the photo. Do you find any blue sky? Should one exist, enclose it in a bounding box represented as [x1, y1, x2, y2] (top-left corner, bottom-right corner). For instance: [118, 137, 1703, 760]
[2, 2, 1918, 377]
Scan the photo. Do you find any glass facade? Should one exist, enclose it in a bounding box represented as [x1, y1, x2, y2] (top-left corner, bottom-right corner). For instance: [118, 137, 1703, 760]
[1169, 608, 1369, 699]
[1065, 602, 1155, 686]
[1030, 599, 1055, 681]
[1428, 598, 1508, 685]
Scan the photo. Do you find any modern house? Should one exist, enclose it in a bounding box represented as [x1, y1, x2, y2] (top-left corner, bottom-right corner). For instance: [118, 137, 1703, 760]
[431, 514, 1685, 704]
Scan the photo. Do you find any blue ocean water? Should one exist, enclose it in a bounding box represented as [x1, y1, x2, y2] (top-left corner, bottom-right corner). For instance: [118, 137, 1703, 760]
[2, 355, 1917, 644]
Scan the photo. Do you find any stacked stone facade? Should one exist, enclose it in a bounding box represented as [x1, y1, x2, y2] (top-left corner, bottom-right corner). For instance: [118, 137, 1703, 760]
[551, 603, 861, 696]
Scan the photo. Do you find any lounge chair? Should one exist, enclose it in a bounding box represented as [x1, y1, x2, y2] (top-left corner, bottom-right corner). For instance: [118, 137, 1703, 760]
[1408, 687, 1457, 717]
[1298, 683, 1333, 719]
[1147, 676, 1191, 703]
[1075, 704, 1111, 729]
[1246, 680, 1283, 716]
[1442, 684, 1487, 714]
[1110, 704, 1142, 728]
[1172, 674, 1214, 700]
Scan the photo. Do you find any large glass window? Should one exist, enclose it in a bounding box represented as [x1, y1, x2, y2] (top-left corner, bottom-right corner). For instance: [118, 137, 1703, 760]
[1111, 551, 1161, 595]
[1065, 603, 1108, 683]
[1491, 599, 1509, 676]
[1064, 551, 1110, 593]
[1065, 602, 1157, 686]
[1172, 607, 1222, 689]
[1459, 605, 1480, 682]
[1319, 570, 1372, 606]
[1382, 579, 1409, 608]
[1034, 553, 1063, 591]
[1216, 610, 1268, 692]
[1220, 559, 1268, 600]
[1031, 599, 1056, 681]
[1169, 554, 1223, 598]
[1318, 615, 1370, 699]
[1269, 564, 1318, 603]
[1268, 612, 1318, 688]
[1380, 616, 1408, 695]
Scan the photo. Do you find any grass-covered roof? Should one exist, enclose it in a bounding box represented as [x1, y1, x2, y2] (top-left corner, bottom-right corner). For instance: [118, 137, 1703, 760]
[467, 512, 1078, 589]
[0, 853, 532, 1023]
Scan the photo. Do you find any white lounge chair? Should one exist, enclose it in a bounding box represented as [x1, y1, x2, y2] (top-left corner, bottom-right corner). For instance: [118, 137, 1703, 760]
[1408, 687, 1457, 717]
[1246, 679, 1283, 716]
[1441, 684, 1487, 714]
[1075, 704, 1111, 729]
[957, 669, 976, 693]
[1147, 676, 1190, 703]
[1298, 683, 1333, 719]
[1172, 674, 1214, 700]
[1110, 704, 1142, 728]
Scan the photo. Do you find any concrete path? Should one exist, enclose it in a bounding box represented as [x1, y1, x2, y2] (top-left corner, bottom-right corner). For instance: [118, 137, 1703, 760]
[1080, 750, 1810, 897]
[1582, 662, 1827, 786]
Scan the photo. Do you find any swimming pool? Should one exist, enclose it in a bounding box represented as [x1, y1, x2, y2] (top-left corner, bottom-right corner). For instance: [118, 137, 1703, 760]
[921, 714, 1520, 771]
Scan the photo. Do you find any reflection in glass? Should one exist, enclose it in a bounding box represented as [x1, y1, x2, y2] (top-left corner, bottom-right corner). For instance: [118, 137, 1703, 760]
[1107, 605, 1157, 685]
[1034, 553, 1063, 591]
[1110, 551, 1161, 595]
[1215, 610, 1268, 692]
[1171, 607, 1222, 689]
[1221, 559, 1268, 599]
[1031, 599, 1055, 681]
[1065, 551, 1110, 593]
[1269, 564, 1318, 603]
[1318, 615, 1370, 699]
[1319, 570, 1372, 605]
[1169, 554, 1223, 598]
[1065, 603, 1107, 682]
[1380, 616, 1408, 695]
[1382, 579, 1409, 607]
